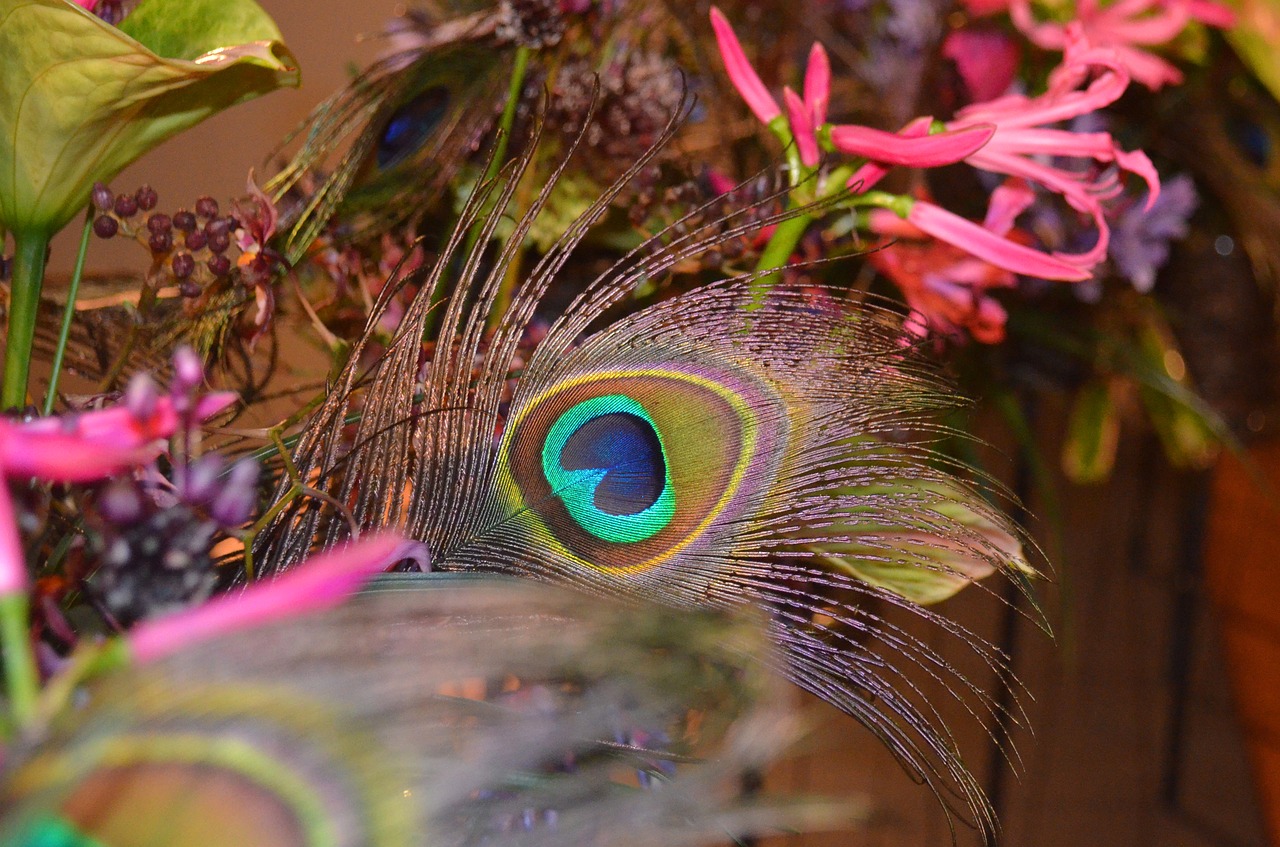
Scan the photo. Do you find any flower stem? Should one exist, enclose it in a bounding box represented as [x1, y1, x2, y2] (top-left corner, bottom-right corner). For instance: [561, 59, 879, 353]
[0, 592, 38, 730]
[43, 211, 93, 416]
[3, 230, 50, 410]
[751, 211, 813, 300]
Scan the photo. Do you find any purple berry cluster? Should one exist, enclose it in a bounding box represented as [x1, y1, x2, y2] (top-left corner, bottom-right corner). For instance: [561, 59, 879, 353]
[91, 182, 238, 298]
[86, 348, 260, 626]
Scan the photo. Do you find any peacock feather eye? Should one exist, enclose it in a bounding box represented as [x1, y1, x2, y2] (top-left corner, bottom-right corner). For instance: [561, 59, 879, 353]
[495, 368, 786, 574]
[375, 86, 450, 170]
[541, 395, 675, 543]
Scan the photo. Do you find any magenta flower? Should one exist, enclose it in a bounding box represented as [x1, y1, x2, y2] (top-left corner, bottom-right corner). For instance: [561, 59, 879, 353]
[0, 360, 236, 595]
[1009, 0, 1236, 89]
[710, 7, 837, 169]
[944, 29, 1160, 269]
[129, 535, 430, 662]
[709, 7, 782, 125]
[870, 180, 1068, 342]
[782, 42, 832, 166]
[870, 180, 1092, 282]
[832, 120, 997, 174]
[941, 27, 1022, 103]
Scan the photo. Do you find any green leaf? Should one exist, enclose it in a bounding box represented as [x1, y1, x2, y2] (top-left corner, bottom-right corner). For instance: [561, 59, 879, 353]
[1062, 379, 1121, 484]
[0, 0, 299, 238]
[796, 450, 1036, 606]
[1222, 0, 1280, 103]
[1134, 312, 1219, 469]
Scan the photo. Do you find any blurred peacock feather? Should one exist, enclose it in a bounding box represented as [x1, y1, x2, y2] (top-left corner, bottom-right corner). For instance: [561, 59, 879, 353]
[0, 571, 840, 846]
[249, 88, 1041, 837]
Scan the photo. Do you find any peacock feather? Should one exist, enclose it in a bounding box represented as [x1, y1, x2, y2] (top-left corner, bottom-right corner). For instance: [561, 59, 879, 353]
[249, 105, 1039, 837]
[0, 571, 830, 847]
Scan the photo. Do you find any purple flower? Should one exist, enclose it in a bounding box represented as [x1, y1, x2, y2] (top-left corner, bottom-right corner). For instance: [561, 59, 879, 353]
[1108, 173, 1199, 293]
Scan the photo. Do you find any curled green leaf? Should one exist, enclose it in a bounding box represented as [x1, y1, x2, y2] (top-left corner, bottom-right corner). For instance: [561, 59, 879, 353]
[0, 0, 300, 238]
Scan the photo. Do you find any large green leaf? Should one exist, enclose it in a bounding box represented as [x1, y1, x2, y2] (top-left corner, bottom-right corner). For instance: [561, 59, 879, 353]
[0, 0, 299, 237]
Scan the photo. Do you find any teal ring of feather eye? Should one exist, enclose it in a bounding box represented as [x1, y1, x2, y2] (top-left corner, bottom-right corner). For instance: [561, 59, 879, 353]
[541, 395, 675, 543]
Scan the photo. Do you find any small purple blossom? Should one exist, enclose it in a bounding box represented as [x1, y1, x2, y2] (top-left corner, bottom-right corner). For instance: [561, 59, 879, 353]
[1108, 173, 1198, 293]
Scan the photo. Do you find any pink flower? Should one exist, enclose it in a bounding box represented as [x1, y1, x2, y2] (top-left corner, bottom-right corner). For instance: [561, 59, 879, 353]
[869, 181, 1054, 342]
[782, 42, 832, 166]
[942, 28, 1022, 103]
[833, 118, 997, 180]
[710, 8, 833, 167]
[129, 535, 430, 662]
[870, 179, 1091, 282]
[944, 30, 1160, 269]
[0, 360, 236, 595]
[1009, 0, 1236, 89]
[710, 7, 782, 124]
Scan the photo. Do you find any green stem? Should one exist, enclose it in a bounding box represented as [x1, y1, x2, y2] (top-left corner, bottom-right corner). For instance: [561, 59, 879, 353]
[750, 211, 814, 301]
[0, 593, 38, 730]
[3, 230, 50, 410]
[461, 47, 533, 261]
[43, 211, 93, 416]
[418, 46, 535, 342]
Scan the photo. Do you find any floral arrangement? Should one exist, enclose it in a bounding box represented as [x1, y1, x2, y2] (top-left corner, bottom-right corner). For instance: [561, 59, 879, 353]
[0, 0, 1277, 837]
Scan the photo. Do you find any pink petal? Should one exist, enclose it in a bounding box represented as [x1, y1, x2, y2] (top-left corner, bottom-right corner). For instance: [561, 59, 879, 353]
[194, 391, 240, 421]
[942, 29, 1021, 103]
[1116, 147, 1161, 207]
[906, 201, 1092, 280]
[845, 116, 935, 193]
[0, 428, 159, 482]
[804, 42, 831, 126]
[784, 87, 820, 167]
[984, 178, 1037, 235]
[1108, 43, 1184, 88]
[130, 536, 431, 663]
[1008, 0, 1069, 47]
[0, 487, 27, 595]
[1186, 0, 1236, 28]
[710, 8, 782, 124]
[829, 122, 995, 166]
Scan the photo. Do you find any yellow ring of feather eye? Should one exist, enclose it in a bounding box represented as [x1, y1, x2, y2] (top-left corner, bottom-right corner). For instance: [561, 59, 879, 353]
[498, 368, 761, 574]
[8, 733, 335, 847]
[0, 682, 415, 847]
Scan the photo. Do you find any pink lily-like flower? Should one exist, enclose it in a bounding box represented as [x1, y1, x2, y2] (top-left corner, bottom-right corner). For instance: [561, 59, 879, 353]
[833, 118, 997, 184]
[943, 29, 1160, 269]
[130, 535, 430, 662]
[711, 8, 836, 168]
[870, 180, 1054, 342]
[942, 27, 1022, 103]
[710, 10, 998, 181]
[0, 385, 237, 596]
[1009, 0, 1236, 89]
[710, 7, 783, 125]
[782, 42, 831, 167]
[870, 180, 1092, 282]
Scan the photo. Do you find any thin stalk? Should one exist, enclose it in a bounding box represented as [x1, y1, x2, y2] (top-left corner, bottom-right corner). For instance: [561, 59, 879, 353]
[0, 593, 37, 730]
[43, 211, 94, 416]
[461, 46, 533, 262]
[3, 230, 51, 410]
[750, 212, 813, 300]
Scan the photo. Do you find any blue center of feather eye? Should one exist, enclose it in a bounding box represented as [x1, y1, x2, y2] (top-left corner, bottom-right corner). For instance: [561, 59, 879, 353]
[377, 86, 450, 169]
[542, 396, 674, 543]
